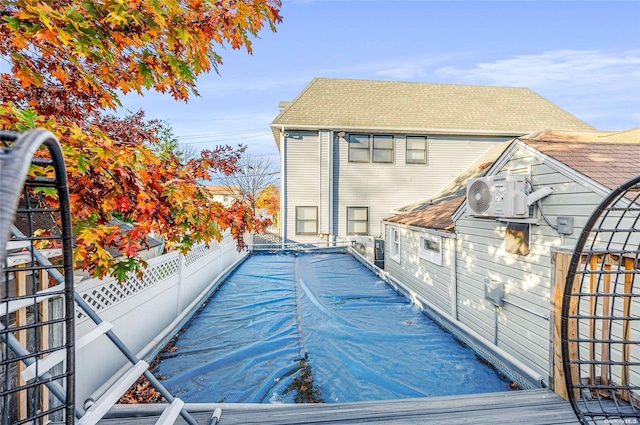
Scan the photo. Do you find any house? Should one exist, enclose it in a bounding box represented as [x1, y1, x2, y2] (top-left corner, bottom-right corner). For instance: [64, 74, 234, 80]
[382, 127, 640, 388]
[204, 185, 241, 207]
[271, 77, 595, 244]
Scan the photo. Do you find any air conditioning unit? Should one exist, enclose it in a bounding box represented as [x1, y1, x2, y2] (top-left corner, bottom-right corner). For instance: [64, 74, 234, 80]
[466, 174, 529, 218]
[350, 236, 385, 268]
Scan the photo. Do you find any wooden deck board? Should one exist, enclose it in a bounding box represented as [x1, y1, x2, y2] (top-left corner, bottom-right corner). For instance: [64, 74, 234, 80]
[99, 389, 581, 425]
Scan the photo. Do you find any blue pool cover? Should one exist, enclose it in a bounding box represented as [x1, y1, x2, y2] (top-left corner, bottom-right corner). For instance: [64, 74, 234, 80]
[153, 253, 509, 403]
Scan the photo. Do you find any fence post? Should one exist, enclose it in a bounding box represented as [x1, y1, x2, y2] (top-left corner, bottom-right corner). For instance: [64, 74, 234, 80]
[551, 249, 569, 400]
[15, 264, 27, 421]
[551, 249, 581, 401]
[39, 269, 50, 422]
[177, 254, 186, 314]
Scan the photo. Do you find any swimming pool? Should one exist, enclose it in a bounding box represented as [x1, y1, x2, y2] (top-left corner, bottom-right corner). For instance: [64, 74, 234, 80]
[152, 253, 510, 403]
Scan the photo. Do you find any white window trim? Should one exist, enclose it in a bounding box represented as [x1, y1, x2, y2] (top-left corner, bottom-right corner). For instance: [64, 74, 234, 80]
[347, 206, 369, 236]
[406, 135, 428, 164]
[295, 206, 318, 235]
[419, 232, 443, 266]
[390, 227, 401, 263]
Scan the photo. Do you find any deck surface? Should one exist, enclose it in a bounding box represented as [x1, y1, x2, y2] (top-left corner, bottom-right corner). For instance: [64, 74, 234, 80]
[100, 388, 581, 425]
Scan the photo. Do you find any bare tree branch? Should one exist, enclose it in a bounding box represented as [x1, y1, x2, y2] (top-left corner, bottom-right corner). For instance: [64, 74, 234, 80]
[219, 153, 278, 212]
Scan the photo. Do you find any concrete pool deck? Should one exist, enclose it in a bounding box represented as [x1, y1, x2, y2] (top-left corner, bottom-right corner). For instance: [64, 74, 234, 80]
[99, 388, 580, 424]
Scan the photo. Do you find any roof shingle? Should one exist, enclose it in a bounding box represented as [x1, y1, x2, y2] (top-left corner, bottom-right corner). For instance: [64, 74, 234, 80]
[272, 78, 595, 135]
[522, 128, 640, 190]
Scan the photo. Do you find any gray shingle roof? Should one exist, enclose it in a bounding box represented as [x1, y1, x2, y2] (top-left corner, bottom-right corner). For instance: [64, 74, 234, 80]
[272, 78, 596, 135]
[521, 128, 640, 191]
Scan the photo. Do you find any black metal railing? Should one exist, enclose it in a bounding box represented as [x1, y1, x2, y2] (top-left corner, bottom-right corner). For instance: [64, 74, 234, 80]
[562, 174, 640, 425]
[1, 130, 75, 425]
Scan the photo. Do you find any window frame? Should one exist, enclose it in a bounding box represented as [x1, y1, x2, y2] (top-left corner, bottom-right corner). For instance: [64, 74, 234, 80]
[406, 135, 428, 164]
[346, 206, 369, 236]
[347, 133, 396, 163]
[348, 134, 371, 163]
[419, 233, 443, 265]
[295, 206, 318, 235]
[372, 135, 394, 163]
[390, 227, 401, 263]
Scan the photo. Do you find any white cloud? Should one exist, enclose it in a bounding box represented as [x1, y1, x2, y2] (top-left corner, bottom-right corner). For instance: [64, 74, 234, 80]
[376, 65, 427, 80]
[435, 49, 640, 130]
[370, 54, 469, 81]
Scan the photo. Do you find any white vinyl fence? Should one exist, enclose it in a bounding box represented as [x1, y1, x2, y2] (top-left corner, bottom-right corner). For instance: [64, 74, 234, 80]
[74, 233, 248, 404]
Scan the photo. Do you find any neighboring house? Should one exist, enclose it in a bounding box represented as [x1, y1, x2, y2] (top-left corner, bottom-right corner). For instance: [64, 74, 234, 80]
[271, 77, 595, 244]
[204, 185, 241, 207]
[382, 127, 640, 388]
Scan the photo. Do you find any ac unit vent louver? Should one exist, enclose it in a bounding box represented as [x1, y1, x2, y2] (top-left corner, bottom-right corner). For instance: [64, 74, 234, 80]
[467, 179, 492, 214]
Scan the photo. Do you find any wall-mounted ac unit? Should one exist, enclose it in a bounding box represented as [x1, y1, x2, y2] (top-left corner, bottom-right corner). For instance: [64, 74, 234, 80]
[350, 235, 384, 268]
[466, 174, 529, 218]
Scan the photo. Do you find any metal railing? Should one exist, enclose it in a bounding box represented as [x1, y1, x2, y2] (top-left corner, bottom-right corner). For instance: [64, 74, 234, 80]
[1, 129, 76, 425]
[562, 174, 640, 425]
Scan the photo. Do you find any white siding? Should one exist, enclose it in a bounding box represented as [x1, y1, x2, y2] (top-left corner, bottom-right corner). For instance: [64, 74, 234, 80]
[284, 131, 321, 242]
[384, 223, 453, 314]
[319, 130, 330, 234]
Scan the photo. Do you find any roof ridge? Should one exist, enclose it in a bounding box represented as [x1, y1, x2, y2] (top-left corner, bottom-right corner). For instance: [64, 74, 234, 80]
[312, 76, 531, 90]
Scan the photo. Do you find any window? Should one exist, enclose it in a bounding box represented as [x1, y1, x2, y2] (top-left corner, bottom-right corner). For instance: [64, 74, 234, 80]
[348, 134, 395, 163]
[347, 207, 369, 235]
[419, 233, 442, 265]
[348, 134, 370, 162]
[295, 206, 318, 235]
[390, 227, 400, 263]
[406, 136, 428, 164]
[373, 135, 394, 163]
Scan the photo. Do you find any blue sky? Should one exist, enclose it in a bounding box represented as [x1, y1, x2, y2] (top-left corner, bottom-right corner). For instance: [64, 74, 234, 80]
[118, 1, 640, 162]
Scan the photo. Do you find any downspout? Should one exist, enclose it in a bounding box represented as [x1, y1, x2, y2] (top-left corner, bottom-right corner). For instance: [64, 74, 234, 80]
[329, 131, 334, 243]
[450, 232, 458, 321]
[318, 132, 323, 237]
[280, 127, 286, 249]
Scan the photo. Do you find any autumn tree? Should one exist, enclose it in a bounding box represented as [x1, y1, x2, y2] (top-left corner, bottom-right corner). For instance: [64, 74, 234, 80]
[256, 183, 280, 227]
[216, 153, 279, 213]
[154, 120, 198, 163]
[0, 0, 282, 281]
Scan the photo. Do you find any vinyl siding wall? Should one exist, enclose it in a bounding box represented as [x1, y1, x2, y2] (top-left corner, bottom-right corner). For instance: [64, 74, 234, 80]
[319, 130, 331, 234]
[383, 223, 454, 315]
[284, 130, 322, 242]
[455, 145, 606, 379]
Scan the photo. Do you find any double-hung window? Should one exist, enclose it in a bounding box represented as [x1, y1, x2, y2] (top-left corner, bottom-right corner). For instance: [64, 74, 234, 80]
[348, 134, 394, 163]
[390, 227, 401, 263]
[373, 135, 394, 163]
[406, 136, 428, 164]
[296, 206, 318, 235]
[348, 134, 370, 162]
[347, 207, 369, 235]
